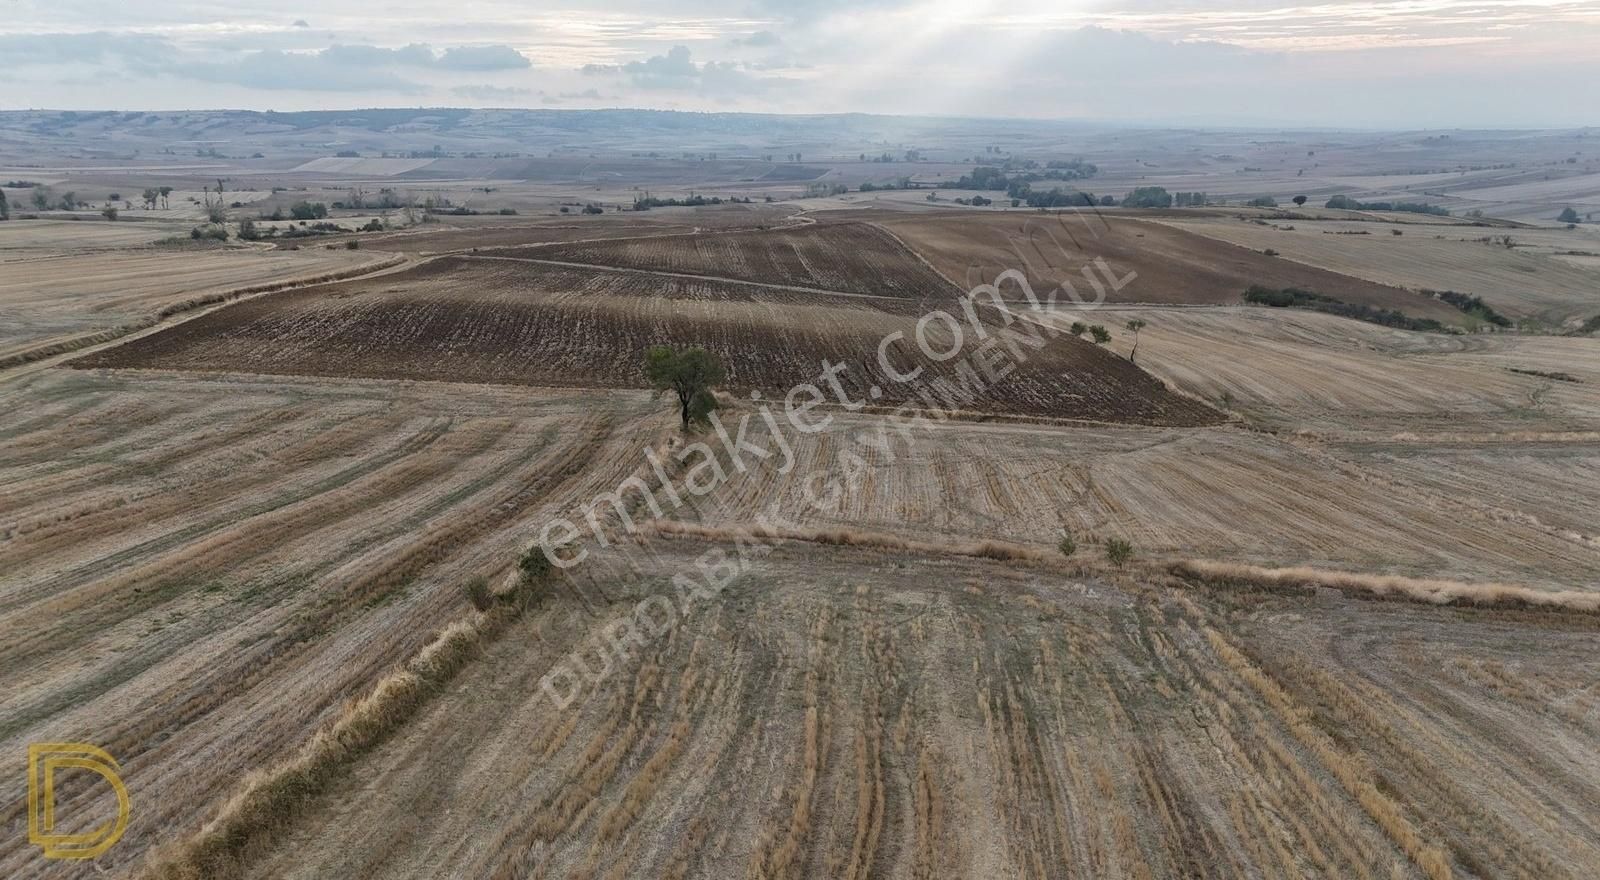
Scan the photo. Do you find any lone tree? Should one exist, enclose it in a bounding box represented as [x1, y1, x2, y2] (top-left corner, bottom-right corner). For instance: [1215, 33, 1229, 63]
[1558, 207, 1580, 224]
[1088, 325, 1112, 345]
[1293, 195, 1308, 207]
[0, 188, 8, 221]
[1069, 321, 1087, 337]
[1124, 319, 1148, 363]
[645, 345, 724, 428]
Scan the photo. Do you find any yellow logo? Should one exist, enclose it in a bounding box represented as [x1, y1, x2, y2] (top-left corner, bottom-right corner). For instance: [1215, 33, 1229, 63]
[27, 743, 130, 860]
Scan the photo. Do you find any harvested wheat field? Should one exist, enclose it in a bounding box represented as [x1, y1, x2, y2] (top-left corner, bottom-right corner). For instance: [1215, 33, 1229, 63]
[1062, 304, 1600, 435]
[206, 540, 1600, 880]
[875, 212, 1464, 323]
[71, 255, 1221, 426]
[0, 368, 674, 879]
[1155, 216, 1600, 328]
[639, 404, 1600, 590]
[0, 245, 394, 366]
[6, 117, 1600, 880]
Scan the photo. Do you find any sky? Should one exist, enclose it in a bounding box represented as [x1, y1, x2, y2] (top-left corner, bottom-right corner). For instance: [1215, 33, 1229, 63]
[1, 0, 1596, 127]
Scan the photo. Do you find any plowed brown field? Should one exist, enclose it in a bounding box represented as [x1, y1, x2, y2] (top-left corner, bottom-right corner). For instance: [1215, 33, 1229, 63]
[513, 221, 958, 298]
[71, 256, 1221, 427]
[877, 212, 1465, 324]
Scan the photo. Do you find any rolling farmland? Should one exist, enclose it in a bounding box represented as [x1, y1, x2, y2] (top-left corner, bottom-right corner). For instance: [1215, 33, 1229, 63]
[234, 542, 1600, 879]
[518, 222, 959, 298]
[4, 123, 1600, 880]
[0, 245, 393, 367]
[72, 254, 1222, 426]
[0, 369, 669, 879]
[876, 212, 1466, 324]
[1156, 216, 1600, 327]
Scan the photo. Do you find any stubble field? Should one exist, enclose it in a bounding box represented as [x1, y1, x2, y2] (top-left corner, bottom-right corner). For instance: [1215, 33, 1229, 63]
[4, 198, 1600, 880]
[1154, 216, 1600, 328]
[0, 244, 394, 367]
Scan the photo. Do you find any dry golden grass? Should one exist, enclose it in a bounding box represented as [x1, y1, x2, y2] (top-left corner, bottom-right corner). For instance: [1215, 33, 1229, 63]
[1172, 559, 1600, 613]
[144, 610, 501, 880]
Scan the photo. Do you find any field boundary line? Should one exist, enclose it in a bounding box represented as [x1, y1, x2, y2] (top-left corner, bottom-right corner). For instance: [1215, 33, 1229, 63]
[1171, 558, 1599, 613]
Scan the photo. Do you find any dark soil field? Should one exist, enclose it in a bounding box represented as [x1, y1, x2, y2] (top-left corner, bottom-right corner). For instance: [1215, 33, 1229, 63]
[72, 255, 1221, 426]
[504, 221, 959, 299]
[876, 212, 1466, 324]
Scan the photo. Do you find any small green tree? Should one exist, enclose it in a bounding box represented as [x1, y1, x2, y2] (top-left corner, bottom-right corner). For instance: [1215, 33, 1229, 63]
[1292, 195, 1308, 207]
[101, 206, 118, 221]
[1105, 538, 1133, 568]
[1057, 533, 1077, 558]
[31, 188, 50, 211]
[0, 188, 8, 221]
[1088, 325, 1111, 345]
[1124, 319, 1147, 363]
[645, 345, 724, 428]
[158, 186, 173, 209]
[1558, 207, 1580, 224]
[1069, 321, 1087, 337]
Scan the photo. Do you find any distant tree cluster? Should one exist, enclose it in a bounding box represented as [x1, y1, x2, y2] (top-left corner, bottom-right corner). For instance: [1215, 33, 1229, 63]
[633, 193, 752, 211]
[1430, 290, 1512, 328]
[289, 201, 329, 221]
[1120, 187, 1173, 209]
[803, 182, 849, 198]
[1174, 192, 1209, 207]
[1021, 189, 1098, 208]
[1245, 196, 1278, 208]
[948, 161, 1100, 201]
[858, 177, 913, 192]
[1324, 194, 1449, 216]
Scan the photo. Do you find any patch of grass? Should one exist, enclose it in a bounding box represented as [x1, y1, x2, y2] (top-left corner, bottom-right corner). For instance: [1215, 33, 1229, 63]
[1243, 285, 1450, 333]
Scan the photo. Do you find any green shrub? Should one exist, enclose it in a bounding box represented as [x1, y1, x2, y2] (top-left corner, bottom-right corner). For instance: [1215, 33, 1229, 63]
[1105, 538, 1134, 568]
[1057, 534, 1077, 557]
[464, 576, 493, 612]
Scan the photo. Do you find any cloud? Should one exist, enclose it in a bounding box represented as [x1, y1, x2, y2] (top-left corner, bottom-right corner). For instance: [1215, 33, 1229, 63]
[731, 30, 783, 48]
[436, 45, 533, 71]
[318, 43, 438, 68]
[186, 50, 428, 93]
[0, 32, 171, 72]
[616, 45, 763, 94]
[451, 84, 534, 100]
[179, 42, 532, 93]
